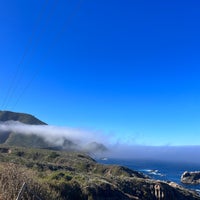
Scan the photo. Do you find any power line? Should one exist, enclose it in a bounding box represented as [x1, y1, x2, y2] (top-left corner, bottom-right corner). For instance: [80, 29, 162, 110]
[6, 0, 60, 110]
[1, 0, 50, 110]
[12, 0, 83, 110]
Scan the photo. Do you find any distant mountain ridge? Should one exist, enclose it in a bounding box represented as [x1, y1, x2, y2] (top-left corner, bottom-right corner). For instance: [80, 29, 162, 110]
[0, 110, 46, 125]
[0, 110, 63, 149]
[0, 111, 107, 153]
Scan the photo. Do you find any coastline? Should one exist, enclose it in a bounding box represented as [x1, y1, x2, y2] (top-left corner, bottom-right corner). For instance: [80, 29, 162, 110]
[98, 158, 200, 193]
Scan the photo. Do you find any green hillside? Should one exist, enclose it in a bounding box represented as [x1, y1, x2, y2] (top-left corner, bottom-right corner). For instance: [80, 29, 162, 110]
[0, 111, 106, 152]
[0, 111, 51, 149]
[0, 145, 199, 200]
[0, 110, 46, 125]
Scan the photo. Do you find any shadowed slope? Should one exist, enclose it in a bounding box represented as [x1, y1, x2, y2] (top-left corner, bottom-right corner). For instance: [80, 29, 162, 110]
[0, 111, 46, 125]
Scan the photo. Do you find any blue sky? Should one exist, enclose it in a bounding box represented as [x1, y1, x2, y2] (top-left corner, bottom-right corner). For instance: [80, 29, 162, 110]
[1, 0, 200, 146]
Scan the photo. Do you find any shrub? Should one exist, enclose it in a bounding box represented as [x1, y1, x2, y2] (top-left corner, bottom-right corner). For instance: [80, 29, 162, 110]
[0, 163, 58, 200]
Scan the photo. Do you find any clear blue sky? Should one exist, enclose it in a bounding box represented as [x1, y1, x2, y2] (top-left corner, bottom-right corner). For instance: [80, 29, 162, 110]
[1, 0, 200, 146]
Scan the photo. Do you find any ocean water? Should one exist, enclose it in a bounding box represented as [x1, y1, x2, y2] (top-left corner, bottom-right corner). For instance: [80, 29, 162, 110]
[98, 158, 200, 192]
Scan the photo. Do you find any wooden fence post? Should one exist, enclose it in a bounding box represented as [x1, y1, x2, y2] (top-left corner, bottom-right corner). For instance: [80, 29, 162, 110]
[16, 182, 42, 200]
[16, 182, 27, 200]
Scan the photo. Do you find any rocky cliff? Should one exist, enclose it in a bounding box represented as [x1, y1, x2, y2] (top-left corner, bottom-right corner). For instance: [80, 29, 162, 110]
[181, 171, 200, 184]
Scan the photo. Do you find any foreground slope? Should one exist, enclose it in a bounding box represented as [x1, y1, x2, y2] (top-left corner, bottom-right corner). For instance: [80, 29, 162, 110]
[0, 146, 199, 200]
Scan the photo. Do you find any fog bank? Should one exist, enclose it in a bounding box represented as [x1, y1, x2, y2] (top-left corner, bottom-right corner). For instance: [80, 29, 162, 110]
[0, 121, 200, 163]
[107, 144, 200, 164]
[0, 121, 107, 151]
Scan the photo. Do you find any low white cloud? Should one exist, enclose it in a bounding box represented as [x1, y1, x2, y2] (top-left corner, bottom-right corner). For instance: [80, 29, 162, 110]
[0, 121, 107, 148]
[1, 121, 200, 163]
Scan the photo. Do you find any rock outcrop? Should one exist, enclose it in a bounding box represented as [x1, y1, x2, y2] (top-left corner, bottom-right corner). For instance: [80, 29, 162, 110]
[181, 171, 200, 184]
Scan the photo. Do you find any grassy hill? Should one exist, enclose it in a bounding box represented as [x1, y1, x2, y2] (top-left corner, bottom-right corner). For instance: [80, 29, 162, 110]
[0, 145, 199, 200]
[0, 111, 107, 153]
[0, 111, 48, 147]
[0, 111, 46, 125]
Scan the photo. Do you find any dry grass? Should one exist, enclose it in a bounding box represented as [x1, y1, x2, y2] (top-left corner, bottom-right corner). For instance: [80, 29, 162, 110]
[0, 163, 58, 200]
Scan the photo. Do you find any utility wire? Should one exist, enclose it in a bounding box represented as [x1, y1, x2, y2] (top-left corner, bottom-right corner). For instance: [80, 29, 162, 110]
[6, 0, 60, 110]
[12, 0, 83, 110]
[1, 0, 50, 110]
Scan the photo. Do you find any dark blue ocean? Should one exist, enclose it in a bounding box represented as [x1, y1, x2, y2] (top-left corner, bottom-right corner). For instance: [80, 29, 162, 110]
[98, 158, 200, 192]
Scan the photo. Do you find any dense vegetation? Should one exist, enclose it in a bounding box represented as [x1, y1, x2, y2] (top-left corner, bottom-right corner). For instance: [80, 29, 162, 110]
[0, 145, 199, 200]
